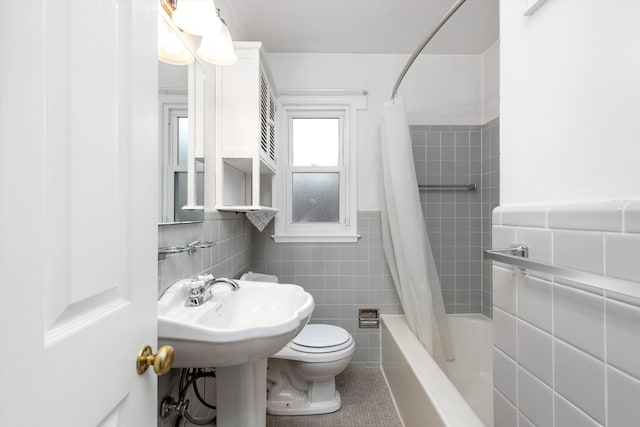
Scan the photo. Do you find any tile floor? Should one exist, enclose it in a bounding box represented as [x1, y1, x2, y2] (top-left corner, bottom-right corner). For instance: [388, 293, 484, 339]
[266, 367, 403, 427]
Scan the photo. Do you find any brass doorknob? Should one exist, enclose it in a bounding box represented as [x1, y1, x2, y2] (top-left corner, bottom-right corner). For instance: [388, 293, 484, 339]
[137, 345, 175, 375]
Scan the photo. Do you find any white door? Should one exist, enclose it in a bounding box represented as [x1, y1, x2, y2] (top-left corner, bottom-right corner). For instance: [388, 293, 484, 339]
[0, 1, 159, 426]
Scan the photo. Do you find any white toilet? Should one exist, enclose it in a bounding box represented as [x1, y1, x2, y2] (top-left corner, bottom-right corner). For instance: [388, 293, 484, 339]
[266, 323, 355, 415]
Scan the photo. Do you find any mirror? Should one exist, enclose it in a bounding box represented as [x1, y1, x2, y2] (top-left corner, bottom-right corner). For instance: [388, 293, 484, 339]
[158, 11, 205, 225]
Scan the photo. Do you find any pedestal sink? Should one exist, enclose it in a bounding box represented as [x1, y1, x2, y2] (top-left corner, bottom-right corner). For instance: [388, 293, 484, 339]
[158, 278, 314, 427]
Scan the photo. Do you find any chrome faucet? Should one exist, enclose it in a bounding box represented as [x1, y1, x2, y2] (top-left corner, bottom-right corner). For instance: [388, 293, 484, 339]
[185, 276, 240, 307]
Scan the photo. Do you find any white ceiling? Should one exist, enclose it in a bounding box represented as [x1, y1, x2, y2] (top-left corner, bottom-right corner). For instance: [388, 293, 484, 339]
[216, 0, 499, 55]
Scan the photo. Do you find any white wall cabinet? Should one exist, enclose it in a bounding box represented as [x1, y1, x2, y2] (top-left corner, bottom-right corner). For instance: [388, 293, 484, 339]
[215, 42, 278, 211]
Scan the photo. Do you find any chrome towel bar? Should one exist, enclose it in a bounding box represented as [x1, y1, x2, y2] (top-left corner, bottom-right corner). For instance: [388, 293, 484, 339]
[158, 240, 216, 261]
[418, 184, 476, 191]
[485, 244, 640, 300]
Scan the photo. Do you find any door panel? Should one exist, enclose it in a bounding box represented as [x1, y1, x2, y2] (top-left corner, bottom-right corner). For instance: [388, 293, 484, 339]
[0, 0, 158, 426]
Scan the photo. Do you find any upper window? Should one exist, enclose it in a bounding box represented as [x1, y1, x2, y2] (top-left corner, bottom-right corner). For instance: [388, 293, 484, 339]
[273, 93, 367, 243]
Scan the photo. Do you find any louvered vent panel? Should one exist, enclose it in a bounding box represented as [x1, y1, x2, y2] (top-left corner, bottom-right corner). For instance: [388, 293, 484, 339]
[259, 73, 269, 155]
[269, 95, 276, 162]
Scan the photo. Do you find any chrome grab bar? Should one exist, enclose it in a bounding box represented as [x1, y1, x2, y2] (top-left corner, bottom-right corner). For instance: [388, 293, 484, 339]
[485, 244, 640, 300]
[418, 184, 476, 191]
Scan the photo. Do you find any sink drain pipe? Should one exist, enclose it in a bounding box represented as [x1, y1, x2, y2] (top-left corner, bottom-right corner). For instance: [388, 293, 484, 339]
[161, 368, 217, 426]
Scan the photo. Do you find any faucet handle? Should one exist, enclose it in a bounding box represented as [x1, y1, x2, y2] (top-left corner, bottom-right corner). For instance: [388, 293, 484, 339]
[197, 274, 215, 284]
[188, 280, 205, 296]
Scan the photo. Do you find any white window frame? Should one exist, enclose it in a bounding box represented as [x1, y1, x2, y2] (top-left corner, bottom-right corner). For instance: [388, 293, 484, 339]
[273, 92, 367, 243]
[159, 93, 188, 223]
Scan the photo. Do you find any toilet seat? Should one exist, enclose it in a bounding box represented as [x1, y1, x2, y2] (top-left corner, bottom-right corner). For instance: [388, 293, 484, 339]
[289, 324, 352, 354]
[271, 324, 355, 362]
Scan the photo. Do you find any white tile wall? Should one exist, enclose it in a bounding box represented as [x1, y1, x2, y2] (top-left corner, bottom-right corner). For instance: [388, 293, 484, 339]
[553, 230, 604, 274]
[493, 266, 516, 314]
[555, 394, 600, 427]
[517, 320, 553, 386]
[554, 284, 605, 359]
[606, 299, 640, 379]
[500, 205, 547, 228]
[623, 200, 640, 233]
[547, 201, 625, 232]
[494, 348, 517, 404]
[518, 414, 536, 427]
[607, 367, 640, 427]
[605, 233, 640, 283]
[493, 307, 517, 358]
[494, 389, 518, 427]
[517, 275, 553, 333]
[555, 339, 605, 424]
[492, 200, 640, 427]
[514, 227, 552, 264]
[517, 367, 554, 427]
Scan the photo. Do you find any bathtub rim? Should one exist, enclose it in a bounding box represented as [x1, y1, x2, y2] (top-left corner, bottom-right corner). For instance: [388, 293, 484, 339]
[380, 314, 486, 427]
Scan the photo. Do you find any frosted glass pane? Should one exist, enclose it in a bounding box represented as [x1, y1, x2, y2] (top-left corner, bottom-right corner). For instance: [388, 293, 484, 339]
[177, 116, 189, 166]
[292, 173, 339, 223]
[292, 118, 339, 166]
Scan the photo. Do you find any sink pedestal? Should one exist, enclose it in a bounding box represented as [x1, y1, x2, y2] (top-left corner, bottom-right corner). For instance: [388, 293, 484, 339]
[216, 359, 268, 427]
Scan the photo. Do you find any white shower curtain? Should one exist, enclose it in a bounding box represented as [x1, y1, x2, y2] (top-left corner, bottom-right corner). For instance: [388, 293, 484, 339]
[379, 98, 454, 369]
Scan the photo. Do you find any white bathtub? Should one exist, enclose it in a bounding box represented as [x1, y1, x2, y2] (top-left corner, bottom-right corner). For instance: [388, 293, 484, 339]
[381, 314, 493, 427]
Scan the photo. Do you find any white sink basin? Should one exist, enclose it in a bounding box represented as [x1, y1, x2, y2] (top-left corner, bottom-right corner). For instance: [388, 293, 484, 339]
[158, 279, 314, 367]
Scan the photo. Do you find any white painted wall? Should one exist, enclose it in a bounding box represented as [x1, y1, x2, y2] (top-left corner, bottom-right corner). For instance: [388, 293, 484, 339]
[267, 53, 483, 210]
[481, 40, 500, 123]
[500, 0, 640, 204]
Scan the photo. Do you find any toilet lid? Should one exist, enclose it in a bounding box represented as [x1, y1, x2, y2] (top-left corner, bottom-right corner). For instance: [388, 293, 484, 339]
[289, 324, 352, 353]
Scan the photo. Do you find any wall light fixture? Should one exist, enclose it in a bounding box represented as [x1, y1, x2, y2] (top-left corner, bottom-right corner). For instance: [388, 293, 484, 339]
[159, 0, 237, 66]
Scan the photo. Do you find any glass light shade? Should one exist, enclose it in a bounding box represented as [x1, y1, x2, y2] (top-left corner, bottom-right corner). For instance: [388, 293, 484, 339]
[158, 16, 194, 65]
[196, 23, 237, 65]
[172, 0, 222, 36]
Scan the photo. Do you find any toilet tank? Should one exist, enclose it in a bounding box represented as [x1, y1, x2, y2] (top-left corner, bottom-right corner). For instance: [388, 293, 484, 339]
[240, 271, 279, 283]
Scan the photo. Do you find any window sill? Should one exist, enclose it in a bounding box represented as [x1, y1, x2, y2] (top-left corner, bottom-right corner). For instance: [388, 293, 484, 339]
[271, 234, 361, 243]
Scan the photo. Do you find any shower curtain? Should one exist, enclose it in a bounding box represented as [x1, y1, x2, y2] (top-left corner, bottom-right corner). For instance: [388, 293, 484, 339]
[379, 98, 454, 369]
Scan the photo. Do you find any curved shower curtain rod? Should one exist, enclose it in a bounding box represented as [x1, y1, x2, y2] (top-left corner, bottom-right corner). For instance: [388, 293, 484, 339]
[390, 0, 467, 100]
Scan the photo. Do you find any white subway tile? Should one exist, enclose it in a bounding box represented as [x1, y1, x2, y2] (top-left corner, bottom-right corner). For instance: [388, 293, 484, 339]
[493, 307, 517, 358]
[492, 226, 517, 250]
[606, 299, 640, 379]
[493, 389, 518, 427]
[605, 233, 640, 284]
[518, 320, 553, 386]
[623, 200, 640, 233]
[553, 230, 604, 274]
[492, 207, 502, 225]
[554, 394, 601, 427]
[518, 414, 535, 427]
[554, 339, 605, 424]
[518, 367, 554, 427]
[501, 205, 548, 228]
[554, 284, 605, 360]
[518, 275, 553, 332]
[515, 227, 552, 264]
[493, 266, 517, 315]
[493, 348, 517, 404]
[547, 201, 625, 232]
[608, 367, 640, 427]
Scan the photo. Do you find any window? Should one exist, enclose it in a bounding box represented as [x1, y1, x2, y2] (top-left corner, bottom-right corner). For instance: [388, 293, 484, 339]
[159, 99, 204, 223]
[273, 93, 367, 243]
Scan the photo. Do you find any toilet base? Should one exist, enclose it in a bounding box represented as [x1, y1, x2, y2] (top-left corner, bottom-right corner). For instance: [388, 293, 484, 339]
[266, 390, 342, 415]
